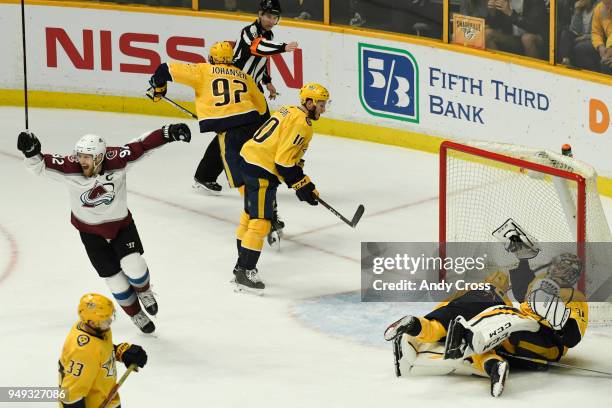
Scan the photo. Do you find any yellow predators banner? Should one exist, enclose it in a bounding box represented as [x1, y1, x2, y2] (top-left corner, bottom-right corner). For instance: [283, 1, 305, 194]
[452, 14, 485, 50]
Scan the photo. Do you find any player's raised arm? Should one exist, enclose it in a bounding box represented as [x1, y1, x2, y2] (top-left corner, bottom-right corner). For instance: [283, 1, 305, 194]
[18, 131, 82, 182]
[119, 124, 191, 168]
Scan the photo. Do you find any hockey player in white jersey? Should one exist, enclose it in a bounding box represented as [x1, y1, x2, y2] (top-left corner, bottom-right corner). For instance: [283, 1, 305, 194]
[17, 124, 191, 333]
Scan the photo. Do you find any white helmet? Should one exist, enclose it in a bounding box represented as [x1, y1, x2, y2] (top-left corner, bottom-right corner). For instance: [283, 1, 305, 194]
[75, 134, 106, 158]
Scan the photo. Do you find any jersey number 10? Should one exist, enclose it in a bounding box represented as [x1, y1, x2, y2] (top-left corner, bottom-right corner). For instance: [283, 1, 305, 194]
[212, 78, 248, 106]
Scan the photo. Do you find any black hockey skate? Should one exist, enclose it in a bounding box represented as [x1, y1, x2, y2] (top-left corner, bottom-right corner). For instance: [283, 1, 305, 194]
[233, 265, 265, 294]
[137, 289, 158, 316]
[193, 179, 222, 195]
[485, 359, 509, 397]
[443, 316, 470, 360]
[131, 310, 155, 334]
[384, 315, 420, 341]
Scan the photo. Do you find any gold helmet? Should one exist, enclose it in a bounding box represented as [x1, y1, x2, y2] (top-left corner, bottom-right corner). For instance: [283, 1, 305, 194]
[209, 41, 234, 65]
[299, 83, 330, 105]
[78, 293, 115, 329]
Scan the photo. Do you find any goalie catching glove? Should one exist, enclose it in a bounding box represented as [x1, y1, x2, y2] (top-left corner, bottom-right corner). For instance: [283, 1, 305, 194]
[291, 175, 318, 206]
[162, 124, 191, 143]
[526, 278, 570, 330]
[115, 343, 148, 368]
[492, 218, 540, 260]
[17, 131, 41, 158]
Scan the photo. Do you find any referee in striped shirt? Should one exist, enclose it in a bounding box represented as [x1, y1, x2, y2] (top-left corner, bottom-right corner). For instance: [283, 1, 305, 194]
[194, 0, 298, 195]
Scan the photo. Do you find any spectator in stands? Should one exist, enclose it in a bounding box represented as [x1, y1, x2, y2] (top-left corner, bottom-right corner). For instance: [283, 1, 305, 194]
[484, 0, 548, 59]
[592, 0, 612, 74]
[286, 0, 323, 21]
[460, 0, 489, 18]
[558, 0, 599, 70]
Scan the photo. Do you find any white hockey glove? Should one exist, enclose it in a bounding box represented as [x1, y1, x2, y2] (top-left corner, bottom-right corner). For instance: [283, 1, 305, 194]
[527, 279, 570, 330]
[492, 218, 540, 260]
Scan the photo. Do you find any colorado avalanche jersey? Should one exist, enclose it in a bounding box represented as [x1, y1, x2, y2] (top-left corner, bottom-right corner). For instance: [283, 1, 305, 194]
[24, 129, 167, 239]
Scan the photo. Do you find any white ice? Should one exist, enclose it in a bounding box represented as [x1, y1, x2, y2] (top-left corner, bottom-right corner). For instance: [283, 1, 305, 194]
[1, 107, 611, 407]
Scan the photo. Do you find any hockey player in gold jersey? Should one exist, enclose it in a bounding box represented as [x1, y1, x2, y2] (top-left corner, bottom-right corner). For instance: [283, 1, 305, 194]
[231, 83, 330, 293]
[148, 41, 270, 193]
[384, 252, 587, 398]
[59, 294, 147, 408]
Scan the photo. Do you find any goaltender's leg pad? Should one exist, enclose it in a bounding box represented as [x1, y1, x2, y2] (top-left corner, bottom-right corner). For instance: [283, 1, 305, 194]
[242, 218, 272, 252]
[399, 335, 484, 377]
[462, 305, 540, 357]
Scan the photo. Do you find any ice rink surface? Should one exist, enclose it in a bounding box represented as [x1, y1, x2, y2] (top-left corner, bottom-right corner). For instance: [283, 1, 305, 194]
[1, 107, 611, 407]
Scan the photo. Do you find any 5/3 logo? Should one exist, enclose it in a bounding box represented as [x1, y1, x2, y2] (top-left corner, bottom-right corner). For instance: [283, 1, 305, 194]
[358, 43, 419, 123]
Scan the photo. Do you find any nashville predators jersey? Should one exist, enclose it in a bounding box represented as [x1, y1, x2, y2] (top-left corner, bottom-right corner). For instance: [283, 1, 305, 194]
[59, 322, 119, 408]
[240, 105, 313, 182]
[169, 62, 268, 133]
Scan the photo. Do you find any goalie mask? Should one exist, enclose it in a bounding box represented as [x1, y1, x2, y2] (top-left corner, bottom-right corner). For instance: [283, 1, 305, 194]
[547, 253, 582, 287]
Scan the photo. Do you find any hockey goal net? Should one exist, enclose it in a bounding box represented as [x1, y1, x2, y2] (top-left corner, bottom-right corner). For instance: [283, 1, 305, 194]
[439, 140, 612, 325]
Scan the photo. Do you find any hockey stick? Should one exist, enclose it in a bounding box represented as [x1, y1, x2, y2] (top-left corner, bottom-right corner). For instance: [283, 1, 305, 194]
[498, 352, 612, 377]
[98, 364, 138, 408]
[317, 196, 364, 228]
[145, 88, 197, 119]
[20, 0, 29, 129]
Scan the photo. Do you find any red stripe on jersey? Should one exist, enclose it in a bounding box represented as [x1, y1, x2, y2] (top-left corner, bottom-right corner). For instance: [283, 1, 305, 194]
[71, 211, 133, 239]
[104, 129, 166, 171]
[43, 154, 82, 174]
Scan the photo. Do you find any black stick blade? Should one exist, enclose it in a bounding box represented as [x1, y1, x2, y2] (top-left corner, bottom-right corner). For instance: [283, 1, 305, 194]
[350, 205, 365, 228]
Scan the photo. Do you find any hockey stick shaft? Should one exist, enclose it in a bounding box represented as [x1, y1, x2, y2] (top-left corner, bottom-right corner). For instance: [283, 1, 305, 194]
[20, 0, 28, 129]
[317, 196, 364, 228]
[98, 364, 138, 408]
[145, 88, 197, 119]
[161, 95, 197, 119]
[498, 352, 612, 376]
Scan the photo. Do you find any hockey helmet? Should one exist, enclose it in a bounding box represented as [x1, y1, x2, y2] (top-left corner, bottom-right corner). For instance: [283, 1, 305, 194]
[75, 134, 106, 159]
[209, 42, 234, 65]
[259, 0, 282, 15]
[299, 83, 330, 105]
[78, 293, 115, 330]
[548, 253, 582, 287]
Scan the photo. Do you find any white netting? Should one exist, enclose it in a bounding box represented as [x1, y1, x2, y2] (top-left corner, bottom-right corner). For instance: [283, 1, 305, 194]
[443, 141, 612, 325]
